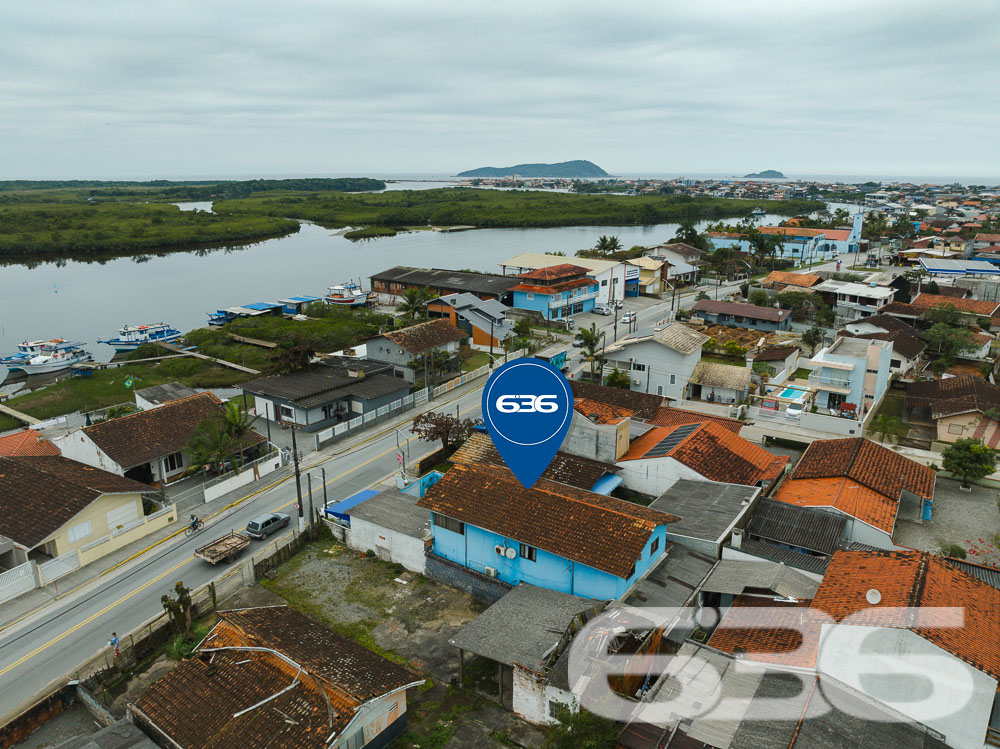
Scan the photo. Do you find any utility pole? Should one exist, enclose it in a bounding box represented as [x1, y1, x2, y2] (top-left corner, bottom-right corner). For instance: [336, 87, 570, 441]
[155, 442, 165, 504]
[291, 427, 304, 532]
[321, 467, 328, 510]
[489, 319, 495, 368]
[307, 473, 315, 530]
[613, 306, 619, 343]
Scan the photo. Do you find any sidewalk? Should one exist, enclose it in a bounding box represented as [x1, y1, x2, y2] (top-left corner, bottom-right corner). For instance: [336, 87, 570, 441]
[0, 375, 484, 632]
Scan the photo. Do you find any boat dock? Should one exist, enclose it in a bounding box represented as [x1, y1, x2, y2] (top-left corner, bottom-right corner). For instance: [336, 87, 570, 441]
[0, 401, 41, 425]
[153, 341, 261, 375]
[228, 334, 278, 349]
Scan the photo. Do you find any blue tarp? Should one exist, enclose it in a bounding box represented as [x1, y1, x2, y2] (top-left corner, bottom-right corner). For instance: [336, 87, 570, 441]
[590, 473, 624, 495]
[324, 489, 379, 523]
[244, 301, 284, 311]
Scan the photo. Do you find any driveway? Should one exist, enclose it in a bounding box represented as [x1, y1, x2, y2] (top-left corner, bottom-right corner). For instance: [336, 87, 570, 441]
[893, 477, 1000, 554]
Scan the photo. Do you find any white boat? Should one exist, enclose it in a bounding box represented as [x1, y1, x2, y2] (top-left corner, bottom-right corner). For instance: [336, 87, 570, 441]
[751, 207, 766, 217]
[19, 341, 93, 375]
[0, 363, 8, 384]
[98, 322, 183, 352]
[1, 339, 65, 371]
[325, 282, 375, 307]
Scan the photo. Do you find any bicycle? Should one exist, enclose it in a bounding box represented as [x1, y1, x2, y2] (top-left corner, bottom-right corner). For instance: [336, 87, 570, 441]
[184, 519, 205, 536]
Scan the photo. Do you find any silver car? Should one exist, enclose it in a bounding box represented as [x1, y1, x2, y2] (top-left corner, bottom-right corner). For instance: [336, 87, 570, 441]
[246, 512, 291, 540]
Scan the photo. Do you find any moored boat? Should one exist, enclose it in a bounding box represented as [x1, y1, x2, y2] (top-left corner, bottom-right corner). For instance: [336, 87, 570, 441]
[325, 282, 374, 307]
[1, 339, 65, 371]
[19, 341, 93, 375]
[98, 322, 183, 352]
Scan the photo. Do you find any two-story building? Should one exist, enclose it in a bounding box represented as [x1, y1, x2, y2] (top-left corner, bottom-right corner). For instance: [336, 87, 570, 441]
[601, 323, 708, 400]
[427, 291, 513, 348]
[690, 299, 792, 331]
[508, 264, 600, 321]
[814, 279, 896, 322]
[364, 319, 468, 383]
[369, 266, 520, 303]
[416, 463, 679, 600]
[500, 253, 626, 304]
[626, 257, 669, 296]
[808, 336, 892, 416]
[640, 242, 703, 284]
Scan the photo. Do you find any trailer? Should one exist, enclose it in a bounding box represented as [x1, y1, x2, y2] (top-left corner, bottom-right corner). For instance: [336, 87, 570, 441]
[534, 350, 569, 372]
[194, 531, 251, 564]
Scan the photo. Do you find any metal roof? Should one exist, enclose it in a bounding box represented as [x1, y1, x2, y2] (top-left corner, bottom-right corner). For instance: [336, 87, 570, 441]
[727, 538, 832, 575]
[700, 559, 820, 600]
[918, 257, 1000, 275]
[649, 479, 759, 543]
[324, 489, 379, 521]
[746, 498, 846, 555]
[622, 543, 716, 608]
[345, 488, 431, 538]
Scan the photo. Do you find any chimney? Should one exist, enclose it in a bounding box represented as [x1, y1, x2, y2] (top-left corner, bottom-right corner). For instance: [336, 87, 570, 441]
[731, 528, 744, 549]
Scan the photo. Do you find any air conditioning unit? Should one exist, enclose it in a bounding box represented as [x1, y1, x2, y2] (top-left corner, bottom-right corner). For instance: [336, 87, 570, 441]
[484, 566, 498, 578]
[494, 544, 505, 556]
[633, 377, 641, 385]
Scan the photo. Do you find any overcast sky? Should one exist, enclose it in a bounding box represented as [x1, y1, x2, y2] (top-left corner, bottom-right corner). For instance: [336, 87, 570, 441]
[2, 1, 998, 181]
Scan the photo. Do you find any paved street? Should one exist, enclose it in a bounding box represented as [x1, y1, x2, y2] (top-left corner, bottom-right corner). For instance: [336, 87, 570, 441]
[0, 385, 485, 723]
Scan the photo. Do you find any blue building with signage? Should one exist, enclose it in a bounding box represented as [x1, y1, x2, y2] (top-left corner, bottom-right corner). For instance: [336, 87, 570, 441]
[509, 263, 600, 321]
[416, 463, 679, 600]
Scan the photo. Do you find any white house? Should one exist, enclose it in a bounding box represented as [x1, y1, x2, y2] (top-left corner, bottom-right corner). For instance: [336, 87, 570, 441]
[343, 488, 431, 574]
[814, 279, 896, 322]
[602, 323, 709, 400]
[499, 252, 627, 304]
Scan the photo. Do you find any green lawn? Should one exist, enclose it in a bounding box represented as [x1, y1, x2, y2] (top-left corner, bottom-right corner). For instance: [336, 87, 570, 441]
[461, 351, 492, 371]
[793, 367, 812, 380]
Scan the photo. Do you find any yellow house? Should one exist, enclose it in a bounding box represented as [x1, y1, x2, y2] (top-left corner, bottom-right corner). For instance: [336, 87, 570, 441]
[0, 455, 176, 570]
[628, 257, 669, 296]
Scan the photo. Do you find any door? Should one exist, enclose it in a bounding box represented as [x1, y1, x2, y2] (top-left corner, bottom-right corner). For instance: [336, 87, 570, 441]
[690, 384, 702, 400]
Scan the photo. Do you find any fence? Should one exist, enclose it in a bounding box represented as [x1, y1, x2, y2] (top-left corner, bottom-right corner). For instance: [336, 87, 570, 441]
[203, 451, 284, 502]
[37, 550, 80, 586]
[0, 562, 36, 605]
[313, 348, 530, 450]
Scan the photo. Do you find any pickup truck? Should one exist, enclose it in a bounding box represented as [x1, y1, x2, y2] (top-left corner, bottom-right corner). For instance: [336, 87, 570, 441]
[194, 531, 251, 564]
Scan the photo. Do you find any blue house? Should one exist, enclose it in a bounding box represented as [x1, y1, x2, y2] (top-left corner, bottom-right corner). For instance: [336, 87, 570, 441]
[509, 263, 600, 321]
[691, 299, 792, 331]
[808, 336, 892, 416]
[416, 463, 679, 600]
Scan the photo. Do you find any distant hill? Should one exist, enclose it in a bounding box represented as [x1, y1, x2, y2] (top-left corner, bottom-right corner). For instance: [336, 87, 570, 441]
[743, 169, 786, 179]
[457, 160, 609, 178]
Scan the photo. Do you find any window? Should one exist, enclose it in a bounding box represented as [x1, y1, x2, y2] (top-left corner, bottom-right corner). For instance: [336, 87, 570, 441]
[866, 369, 878, 374]
[435, 514, 464, 535]
[164, 452, 183, 472]
[890, 360, 901, 368]
[656, 385, 663, 396]
[631, 362, 645, 372]
[650, 538, 659, 555]
[519, 543, 536, 561]
[948, 423, 964, 435]
[526, 292, 534, 300]
[279, 405, 295, 420]
[670, 374, 676, 385]
[68, 520, 91, 544]
[601, 280, 608, 287]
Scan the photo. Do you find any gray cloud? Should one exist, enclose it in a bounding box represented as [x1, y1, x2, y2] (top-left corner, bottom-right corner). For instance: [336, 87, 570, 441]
[1, 0, 997, 179]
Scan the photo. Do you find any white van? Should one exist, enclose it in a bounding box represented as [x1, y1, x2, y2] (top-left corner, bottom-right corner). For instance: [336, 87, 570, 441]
[593, 303, 612, 316]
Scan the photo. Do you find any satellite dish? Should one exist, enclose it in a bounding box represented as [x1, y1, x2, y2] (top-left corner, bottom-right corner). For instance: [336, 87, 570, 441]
[505, 546, 517, 560]
[866, 589, 882, 605]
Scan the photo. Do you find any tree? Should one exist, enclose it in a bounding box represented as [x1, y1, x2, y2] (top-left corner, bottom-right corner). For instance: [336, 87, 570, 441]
[942, 438, 996, 488]
[396, 286, 433, 319]
[221, 401, 259, 465]
[723, 340, 746, 358]
[514, 317, 533, 337]
[605, 367, 631, 389]
[871, 413, 904, 443]
[695, 290, 710, 301]
[410, 411, 483, 453]
[184, 417, 238, 476]
[927, 279, 940, 294]
[594, 235, 622, 255]
[748, 290, 770, 307]
[574, 323, 605, 381]
[672, 220, 709, 251]
[275, 338, 314, 372]
[801, 325, 825, 355]
[834, 208, 851, 225]
[161, 581, 194, 639]
[814, 304, 835, 328]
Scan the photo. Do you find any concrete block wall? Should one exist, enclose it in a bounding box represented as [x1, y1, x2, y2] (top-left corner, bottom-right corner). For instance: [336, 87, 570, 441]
[425, 552, 512, 603]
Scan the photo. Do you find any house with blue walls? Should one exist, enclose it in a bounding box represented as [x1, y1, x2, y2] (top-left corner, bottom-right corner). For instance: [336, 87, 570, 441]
[509, 264, 600, 321]
[808, 336, 892, 418]
[416, 463, 679, 600]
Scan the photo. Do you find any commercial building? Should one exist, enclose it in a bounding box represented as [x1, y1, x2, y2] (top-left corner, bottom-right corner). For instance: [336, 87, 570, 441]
[508, 264, 600, 321]
[499, 252, 626, 304]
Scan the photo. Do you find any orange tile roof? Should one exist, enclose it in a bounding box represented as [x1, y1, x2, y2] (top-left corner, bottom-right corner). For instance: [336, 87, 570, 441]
[517, 263, 589, 280]
[773, 476, 900, 533]
[709, 550, 1000, 679]
[761, 270, 821, 288]
[822, 229, 851, 241]
[758, 226, 826, 238]
[0, 429, 60, 457]
[910, 293, 1000, 316]
[621, 422, 788, 487]
[573, 397, 632, 424]
[647, 405, 743, 434]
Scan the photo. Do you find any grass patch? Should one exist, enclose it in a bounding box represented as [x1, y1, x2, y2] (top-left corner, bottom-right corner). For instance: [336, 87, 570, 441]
[461, 351, 491, 371]
[700, 354, 745, 366]
[344, 226, 398, 240]
[166, 624, 211, 660]
[792, 367, 812, 380]
[875, 391, 905, 419]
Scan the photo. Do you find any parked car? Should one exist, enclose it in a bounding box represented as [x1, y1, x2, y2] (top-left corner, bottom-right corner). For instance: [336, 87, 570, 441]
[246, 512, 291, 540]
[594, 303, 612, 316]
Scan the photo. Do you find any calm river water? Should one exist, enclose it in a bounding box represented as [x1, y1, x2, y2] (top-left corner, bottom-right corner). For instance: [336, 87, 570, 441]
[0, 197, 800, 362]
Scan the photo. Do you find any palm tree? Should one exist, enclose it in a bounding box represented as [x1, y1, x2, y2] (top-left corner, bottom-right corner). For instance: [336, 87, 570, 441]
[594, 235, 622, 255]
[221, 401, 259, 464]
[672, 220, 705, 250]
[183, 418, 237, 477]
[574, 323, 605, 381]
[396, 286, 433, 319]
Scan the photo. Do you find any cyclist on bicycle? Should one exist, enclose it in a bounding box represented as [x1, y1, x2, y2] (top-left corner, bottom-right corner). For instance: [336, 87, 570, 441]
[189, 514, 200, 532]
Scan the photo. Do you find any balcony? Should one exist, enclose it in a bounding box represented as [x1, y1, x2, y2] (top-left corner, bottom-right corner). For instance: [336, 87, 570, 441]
[548, 290, 599, 308]
[808, 370, 852, 393]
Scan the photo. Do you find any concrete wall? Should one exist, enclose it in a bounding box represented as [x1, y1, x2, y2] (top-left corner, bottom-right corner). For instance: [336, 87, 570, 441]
[512, 666, 577, 726]
[935, 412, 1000, 444]
[617, 456, 704, 496]
[52, 432, 122, 475]
[562, 411, 627, 463]
[348, 517, 428, 574]
[203, 454, 283, 502]
[817, 624, 996, 749]
[424, 551, 512, 603]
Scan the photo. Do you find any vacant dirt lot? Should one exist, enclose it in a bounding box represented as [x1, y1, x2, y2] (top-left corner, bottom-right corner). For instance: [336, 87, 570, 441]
[224, 538, 548, 748]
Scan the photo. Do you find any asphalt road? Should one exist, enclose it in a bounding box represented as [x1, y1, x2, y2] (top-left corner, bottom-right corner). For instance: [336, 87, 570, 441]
[0, 385, 486, 723]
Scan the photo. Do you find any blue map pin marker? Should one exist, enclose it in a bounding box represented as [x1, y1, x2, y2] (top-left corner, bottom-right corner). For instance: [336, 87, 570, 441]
[482, 359, 574, 489]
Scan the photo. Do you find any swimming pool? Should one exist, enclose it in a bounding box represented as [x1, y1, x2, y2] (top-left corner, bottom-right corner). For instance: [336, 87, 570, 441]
[778, 386, 807, 400]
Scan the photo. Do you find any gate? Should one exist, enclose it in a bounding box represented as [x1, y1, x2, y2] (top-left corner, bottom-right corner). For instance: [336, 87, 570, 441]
[38, 550, 81, 586]
[0, 562, 37, 604]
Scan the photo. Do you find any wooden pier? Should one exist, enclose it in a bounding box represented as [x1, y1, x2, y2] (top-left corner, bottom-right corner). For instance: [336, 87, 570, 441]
[228, 334, 278, 349]
[0, 402, 41, 425]
[153, 341, 261, 375]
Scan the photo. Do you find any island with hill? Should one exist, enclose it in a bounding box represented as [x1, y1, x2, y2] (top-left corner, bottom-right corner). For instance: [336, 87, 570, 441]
[457, 160, 609, 178]
[743, 169, 786, 179]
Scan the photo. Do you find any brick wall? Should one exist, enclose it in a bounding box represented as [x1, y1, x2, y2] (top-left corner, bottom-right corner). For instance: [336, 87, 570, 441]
[424, 552, 512, 603]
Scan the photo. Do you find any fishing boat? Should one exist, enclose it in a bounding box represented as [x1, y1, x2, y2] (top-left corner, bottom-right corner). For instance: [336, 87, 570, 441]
[751, 207, 766, 217]
[1, 339, 64, 371]
[18, 341, 93, 375]
[325, 282, 375, 307]
[98, 322, 183, 352]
